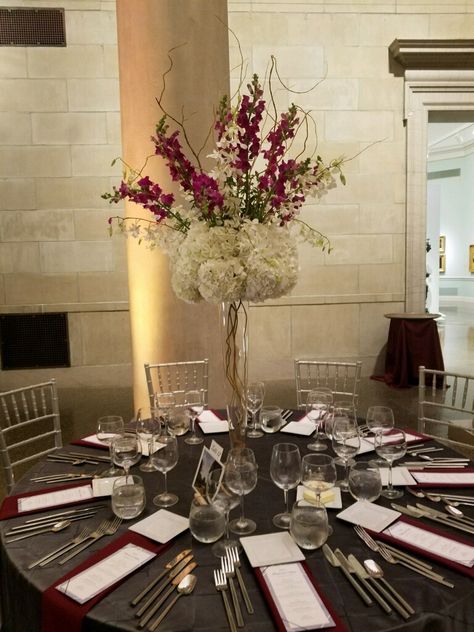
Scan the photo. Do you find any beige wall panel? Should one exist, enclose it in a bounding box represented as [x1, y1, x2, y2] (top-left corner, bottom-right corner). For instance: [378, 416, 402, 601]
[326, 111, 393, 143]
[4, 273, 78, 304]
[248, 305, 292, 380]
[288, 13, 360, 46]
[67, 78, 119, 112]
[74, 209, 113, 240]
[0, 179, 35, 211]
[0, 79, 67, 112]
[66, 10, 118, 45]
[252, 46, 325, 78]
[0, 48, 27, 78]
[325, 234, 394, 265]
[27, 46, 104, 78]
[0, 113, 31, 144]
[103, 45, 119, 77]
[0, 209, 74, 242]
[106, 112, 121, 144]
[358, 78, 404, 111]
[0, 275, 4, 304]
[359, 203, 404, 235]
[0, 147, 71, 177]
[328, 173, 398, 206]
[36, 177, 112, 209]
[293, 78, 358, 110]
[71, 145, 122, 177]
[359, 14, 429, 45]
[292, 303, 360, 361]
[79, 311, 132, 365]
[78, 271, 129, 303]
[0, 243, 40, 273]
[359, 263, 404, 295]
[40, 241, 115, 273]
[325, 46, 389, 79]
[294, 263, 359, 296]
[300, 204, 360, 235]
[359, 140, 405, 174]
[32, 113, 108, 145]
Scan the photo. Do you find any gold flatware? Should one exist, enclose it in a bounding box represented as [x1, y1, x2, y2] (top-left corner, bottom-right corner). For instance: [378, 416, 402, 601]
[130, 548, 192, 606]
[346, 554, 392, 614]
[322, 544, 372, 605]
[363, 559, 415, 616]
[148, 573, 197, 632]
[28, 528, 91, 569]
[214, 568, 238, 632]
[58, 516, 122, 564]
[228, 547, 253, 615]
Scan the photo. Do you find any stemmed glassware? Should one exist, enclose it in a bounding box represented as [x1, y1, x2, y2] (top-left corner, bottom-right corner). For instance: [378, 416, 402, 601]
[111, 434, 141, 478]
[225, 447, 258, 535]
[155, 392, 176, 435]
[270, 443, 301, 529]
[306, 389, 332, 452]
[135, 407, 161, 472]
[374, 427, 407, 499]
[151, 434, 179, 507]
[96, 415, 124, 476]
[246, 381, 265, 438]
[366, 406, 395, 465]
[206, 467, 240, 557]
[184, 390, 204, 445]
[348, 461, 382, 502]
[301, 454, 336, 535]
[331, 412, 360, 492]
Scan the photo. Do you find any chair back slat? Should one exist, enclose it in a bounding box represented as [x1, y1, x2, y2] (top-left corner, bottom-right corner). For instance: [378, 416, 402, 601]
[144, 360, 209, 409]
[294, 360, 362, 409]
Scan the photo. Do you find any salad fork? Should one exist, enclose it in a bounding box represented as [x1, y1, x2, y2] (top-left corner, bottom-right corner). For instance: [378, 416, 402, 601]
[228, 547, 253, 614]
[58, 516, 122, 564]
[214, 569, 237, 632]
[29, 528, 91, 569]
[222, 555, 243, 627]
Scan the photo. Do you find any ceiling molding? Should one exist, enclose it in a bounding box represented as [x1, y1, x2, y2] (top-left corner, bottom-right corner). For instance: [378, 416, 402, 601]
[389, 40, 474, 75]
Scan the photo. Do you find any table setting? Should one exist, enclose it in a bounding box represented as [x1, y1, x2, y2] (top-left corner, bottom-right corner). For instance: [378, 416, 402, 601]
[1, 397, 474, 632]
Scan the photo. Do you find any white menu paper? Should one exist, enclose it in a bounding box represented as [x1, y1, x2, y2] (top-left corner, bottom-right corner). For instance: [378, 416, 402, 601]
[336, 501, 400, 533]
[18, 485, 94, 513]
[241, 532, 305, 568]
[129, 509, 189, 543]
[411, 471, 474, 484]
[384, 520, 474, 567]
[56, 544, 155, 603]
[262, 563, 335, 631]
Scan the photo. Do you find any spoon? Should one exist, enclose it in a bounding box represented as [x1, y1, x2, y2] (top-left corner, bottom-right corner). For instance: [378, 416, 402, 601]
[443, 499, 474, 507]
[363, 560, 415, 616]
[148, 574, 197, 631]
[444, 504, 474, 525]
[6, 520, 71, 542]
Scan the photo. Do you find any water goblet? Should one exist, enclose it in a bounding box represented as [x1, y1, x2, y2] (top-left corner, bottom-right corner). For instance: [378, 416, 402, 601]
[331, 412, 360, 492]
[206, 467, 240, 557]
[111, 434, 141, 477]
[348, 461, 382, 502]
[111, 475, 145, 520]
[167, 405, 190, 437]
[366, 405, 395, 465]
[135, 407, 161, 472]
[306, 389, 332, 452]
[270, 443, 301, 529]
[96, 415, 124, 476]
[290, 500, 329, 550]
[246, 381, 265, 438]
[155, 392, 176, 435]
[374, 427, 407, 499]
[225, 447, 258, 535]
[301, 453, 336, 535]
[327, 399, 357, 466]
[151, 434, 179, 507]
[184, 390, 204, 445]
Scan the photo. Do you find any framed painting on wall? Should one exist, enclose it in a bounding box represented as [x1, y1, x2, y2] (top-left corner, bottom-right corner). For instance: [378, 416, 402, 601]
[439, 236, 446, 253]
[470, 245, 474, 273]
[439, 254, 446, 273]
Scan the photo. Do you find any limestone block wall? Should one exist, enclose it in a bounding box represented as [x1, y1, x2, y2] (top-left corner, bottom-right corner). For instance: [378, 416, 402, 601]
[0, 0, 130, 391]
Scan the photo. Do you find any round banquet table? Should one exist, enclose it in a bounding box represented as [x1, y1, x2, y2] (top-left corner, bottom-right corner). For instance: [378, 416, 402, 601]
[1, 424, 473, 632]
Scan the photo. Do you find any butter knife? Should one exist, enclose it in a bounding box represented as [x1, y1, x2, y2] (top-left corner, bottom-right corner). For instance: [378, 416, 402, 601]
[322, 545, 372, 606]
[131, 548, 192, 606]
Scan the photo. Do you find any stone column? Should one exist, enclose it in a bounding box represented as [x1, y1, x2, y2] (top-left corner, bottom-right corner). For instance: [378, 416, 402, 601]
[115, 0, 229, 410]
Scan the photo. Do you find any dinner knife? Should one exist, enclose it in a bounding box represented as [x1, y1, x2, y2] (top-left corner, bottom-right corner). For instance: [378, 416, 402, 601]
[6, 512, 95, 535]
[138, 561, 197, 629]
[322, 545, 372, 606]
[411, 503, 474, 535]
[135, 554, 194, 617]
[415, 503, 474, 531]
[333, 549, 374, 607]
[348, 554, 410, 618]
[131, 549, 192, 606]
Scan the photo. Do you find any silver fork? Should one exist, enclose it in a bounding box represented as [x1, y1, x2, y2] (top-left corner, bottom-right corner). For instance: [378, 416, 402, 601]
[222, 555, 244, 627]
[214, 569, 237, 632]
[28, 527, 91, 569]
[58, 516, 122, 564]
[228, 547, 253, 614]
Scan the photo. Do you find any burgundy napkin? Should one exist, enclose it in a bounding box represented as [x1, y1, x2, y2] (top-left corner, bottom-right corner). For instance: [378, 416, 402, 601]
[71, 437, 108, 450]
[369, 515, 474, 578]
[41, 530, 171, 632]
[408, 468, 474, 488]
[0, 481, 95, 520]
[254, 561, 347, 632]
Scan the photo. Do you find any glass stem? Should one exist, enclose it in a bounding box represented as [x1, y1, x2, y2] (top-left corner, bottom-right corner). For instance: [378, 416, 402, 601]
[344, 459, 349, 484]
[239, 494, 245, 524]
[190, 416, 195, 437]
[147, 438, 152, 462]
[283, 488, 289, 515]
[163, 471, 168, 496]
[387, 462, 393, 491]
[225, 509, 230, 539]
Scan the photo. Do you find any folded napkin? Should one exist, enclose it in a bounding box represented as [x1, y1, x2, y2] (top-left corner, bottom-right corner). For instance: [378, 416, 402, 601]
[254, 562, 347, 631]
[41, 531, 171, 632]
[197, 409, 229, 433]
[71, 435, 109, 450]
[370, 515, 474, 578]
[280, 414, 312, 436]
[0, 481, 95, 520]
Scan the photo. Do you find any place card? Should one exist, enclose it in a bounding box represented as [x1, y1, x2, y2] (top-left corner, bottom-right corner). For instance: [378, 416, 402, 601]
[281, 416, 315, 436]
[17, 485, 94, 513]
[383, 520, 474, 568]
[260, 562, 336, 630]
[336, 501, 400, 533]
[296, 485, 342, 509]
[129, 509, 189, 543]
[380, 467, 417, 486]
[56, 543, 155, 604]
[241, 532, 305, 568]
[411, 471, 474, 485]
[198, 410, 229, 433]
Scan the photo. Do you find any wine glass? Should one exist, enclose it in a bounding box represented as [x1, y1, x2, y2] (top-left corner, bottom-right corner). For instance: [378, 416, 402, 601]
[331, 412, 360, 492]
[155, 392, 176, 434]
[225, 447, 258, 535]
[270, 443, 301, 529]
[374, 427, 407, 499]
[184, 390, 204, 445]
[151, 434, 179, 507]
[206, 466, 240, 557]
[96, 415, 124, 476]
[301, 453, 336, 535]
[348, 461, 382, 502]
[111, 434, 141, 478]
[366, 406, 395, 464]
[135, 407, 161, 472]
[306, 389, 332, 452]
[246, 381, 265, 438]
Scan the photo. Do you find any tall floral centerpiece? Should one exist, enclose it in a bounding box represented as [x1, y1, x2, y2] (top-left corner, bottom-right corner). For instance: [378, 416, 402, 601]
[104, 69, 345, 446]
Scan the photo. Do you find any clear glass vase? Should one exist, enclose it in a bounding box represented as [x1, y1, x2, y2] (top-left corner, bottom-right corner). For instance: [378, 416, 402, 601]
[220, 301, 249, 449]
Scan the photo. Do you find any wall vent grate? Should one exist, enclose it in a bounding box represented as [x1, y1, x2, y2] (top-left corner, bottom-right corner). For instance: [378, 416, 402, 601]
[0, 7, 66, 47]
[0, 313, 70, 370]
